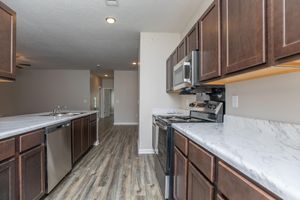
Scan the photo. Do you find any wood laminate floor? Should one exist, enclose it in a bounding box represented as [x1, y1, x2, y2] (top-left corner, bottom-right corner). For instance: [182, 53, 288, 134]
[45, 117, 163, 200]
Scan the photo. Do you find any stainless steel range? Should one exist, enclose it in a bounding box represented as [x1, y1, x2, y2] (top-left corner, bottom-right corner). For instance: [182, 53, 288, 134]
[153, 100, 224, 199]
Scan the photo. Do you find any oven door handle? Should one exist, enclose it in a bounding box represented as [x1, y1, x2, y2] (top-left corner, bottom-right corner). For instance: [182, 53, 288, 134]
[156, 122, 167, 131]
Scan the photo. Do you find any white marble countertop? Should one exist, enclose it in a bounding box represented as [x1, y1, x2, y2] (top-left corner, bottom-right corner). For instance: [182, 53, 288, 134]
[0, 111, 98, 140]
[152, 108, 190, 117]
[172, 115, 300, 200]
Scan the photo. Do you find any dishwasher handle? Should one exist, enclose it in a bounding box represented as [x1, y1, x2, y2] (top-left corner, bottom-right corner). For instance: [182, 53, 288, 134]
[46, 122, 71, 134]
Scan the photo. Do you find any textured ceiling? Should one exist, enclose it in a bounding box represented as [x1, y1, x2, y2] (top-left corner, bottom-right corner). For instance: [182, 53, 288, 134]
[3, 0, 204, 70]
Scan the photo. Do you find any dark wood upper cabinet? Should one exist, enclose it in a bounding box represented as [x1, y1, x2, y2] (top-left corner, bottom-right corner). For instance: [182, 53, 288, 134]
[173, 147, 188, 200]
[272, 0, 300, 60]
[199, 0, 221, 81]
[186, 23, 199, 55]
[171, 49, 178, 67]
[0, 158, 16, 200]
[188, 162, 214, 200]
[0, 2, 16, 81]
[72, 118, 82, 164]
[222, 0, 266, 74]
[19, 145, 45, 200]
[177, 39, 186, 62]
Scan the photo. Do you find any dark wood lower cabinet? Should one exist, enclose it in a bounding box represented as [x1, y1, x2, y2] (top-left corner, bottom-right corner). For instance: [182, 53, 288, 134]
[89, 120, 97, 146]
[173, 147, 188, 200]
[174, 130, 279, 200]
[0, 158, 15, 200]
[19, 145, 45, 200]
[188, 162, 214, 200]
[82, 117, 89, 153]
[217, 161, 276, 200]
[72, 118, 82, 164]
[72, 116, 92, 164]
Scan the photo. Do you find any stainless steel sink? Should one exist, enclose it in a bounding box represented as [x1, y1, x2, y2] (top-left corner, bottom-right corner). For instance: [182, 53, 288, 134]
[39, 112, 86, 117]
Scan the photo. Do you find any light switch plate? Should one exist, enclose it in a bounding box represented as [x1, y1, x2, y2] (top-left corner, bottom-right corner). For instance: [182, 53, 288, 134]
[232, 96, 239, 108]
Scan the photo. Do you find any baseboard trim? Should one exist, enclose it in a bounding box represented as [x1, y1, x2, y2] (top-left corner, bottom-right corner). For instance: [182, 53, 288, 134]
[114, 122, 139, 125]
[138, 149, 155, 155]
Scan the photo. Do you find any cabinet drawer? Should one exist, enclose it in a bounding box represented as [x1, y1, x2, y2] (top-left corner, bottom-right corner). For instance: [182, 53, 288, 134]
[0, 138, 15, 162]
[217, 161, 277, 200]
[188, 162, 214, 200]
[90, 113, 97, 122]
[19, 129, 44, 153]
[188, 141, 214, 182]
[174, 131, 188, 156]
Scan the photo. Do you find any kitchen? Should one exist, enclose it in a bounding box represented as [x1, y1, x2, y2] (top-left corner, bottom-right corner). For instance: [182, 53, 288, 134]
[0, 0, 300, 200]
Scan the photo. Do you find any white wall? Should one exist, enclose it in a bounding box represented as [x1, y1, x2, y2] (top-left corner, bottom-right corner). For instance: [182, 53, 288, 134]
[114, 71, 139, 125]
[139, 32, 184, 153]
[0, 69, 91, 116]
[226, 72, 300, 124]
[0, 82, 17, 116]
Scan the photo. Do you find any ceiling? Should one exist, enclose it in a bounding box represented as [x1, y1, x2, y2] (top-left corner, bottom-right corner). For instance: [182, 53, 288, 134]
[3, 0, 204, 71]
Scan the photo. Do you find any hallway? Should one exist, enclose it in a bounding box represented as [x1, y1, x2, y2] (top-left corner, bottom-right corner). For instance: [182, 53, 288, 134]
[45, 118, 163, 200]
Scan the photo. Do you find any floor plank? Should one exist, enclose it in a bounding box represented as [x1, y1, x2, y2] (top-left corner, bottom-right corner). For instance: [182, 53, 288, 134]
[45, 117, 163, 200]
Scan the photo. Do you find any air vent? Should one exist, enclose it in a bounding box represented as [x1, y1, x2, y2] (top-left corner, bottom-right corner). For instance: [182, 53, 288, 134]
[106, 0, 119, 7]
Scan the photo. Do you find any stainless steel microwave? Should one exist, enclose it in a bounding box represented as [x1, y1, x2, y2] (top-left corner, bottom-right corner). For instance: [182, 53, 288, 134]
[173, 51, 199, 92]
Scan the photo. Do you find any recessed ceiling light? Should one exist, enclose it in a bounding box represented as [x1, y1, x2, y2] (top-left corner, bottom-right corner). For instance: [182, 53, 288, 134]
[104, 74, 108, 77]
[132, 62, 137, 65]
[106, 17, 116, 24]
[97, 64, 101, 67]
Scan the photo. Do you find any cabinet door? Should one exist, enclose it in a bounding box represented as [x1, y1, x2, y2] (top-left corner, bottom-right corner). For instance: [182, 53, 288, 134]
[166, 56, 173, 92]
[72, 118, 82, 163]
[199, 0, 221, 81]
[272, 0, 300, 60]
[82, 117, 89, 153]
[0, 158, 15, 200]
[186, 23, 199, 55]
[218, 161, 276, 200]
[0, 2, 16, 80]
[222, 0, 266, 74]
[89, 120, 97, 146]
[177, 39, 186, 62]
[173, 147, 188, 200]
[188, 163, 214, 200]
[171, 49, 178, 67]
[19, 145, 45, 200]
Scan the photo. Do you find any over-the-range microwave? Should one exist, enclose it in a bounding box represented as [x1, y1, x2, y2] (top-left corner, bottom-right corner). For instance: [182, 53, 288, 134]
[173, 51, 199, 92]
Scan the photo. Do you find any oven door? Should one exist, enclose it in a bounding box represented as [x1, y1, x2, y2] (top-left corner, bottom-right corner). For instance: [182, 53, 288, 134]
[156, 121, 168, 173]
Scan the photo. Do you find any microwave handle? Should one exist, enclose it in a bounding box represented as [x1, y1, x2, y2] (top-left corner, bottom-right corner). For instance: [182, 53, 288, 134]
[183, 61, 191, 83]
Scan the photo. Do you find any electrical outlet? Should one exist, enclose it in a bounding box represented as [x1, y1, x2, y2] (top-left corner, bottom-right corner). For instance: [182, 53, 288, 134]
[232, 96, 239, 108]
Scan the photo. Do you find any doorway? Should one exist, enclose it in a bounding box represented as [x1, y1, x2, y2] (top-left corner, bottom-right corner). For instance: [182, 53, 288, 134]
[100, 88, 114, 118]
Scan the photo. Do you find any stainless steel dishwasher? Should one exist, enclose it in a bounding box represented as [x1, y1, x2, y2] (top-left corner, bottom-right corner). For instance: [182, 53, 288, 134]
[45, 122, 72, 193]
